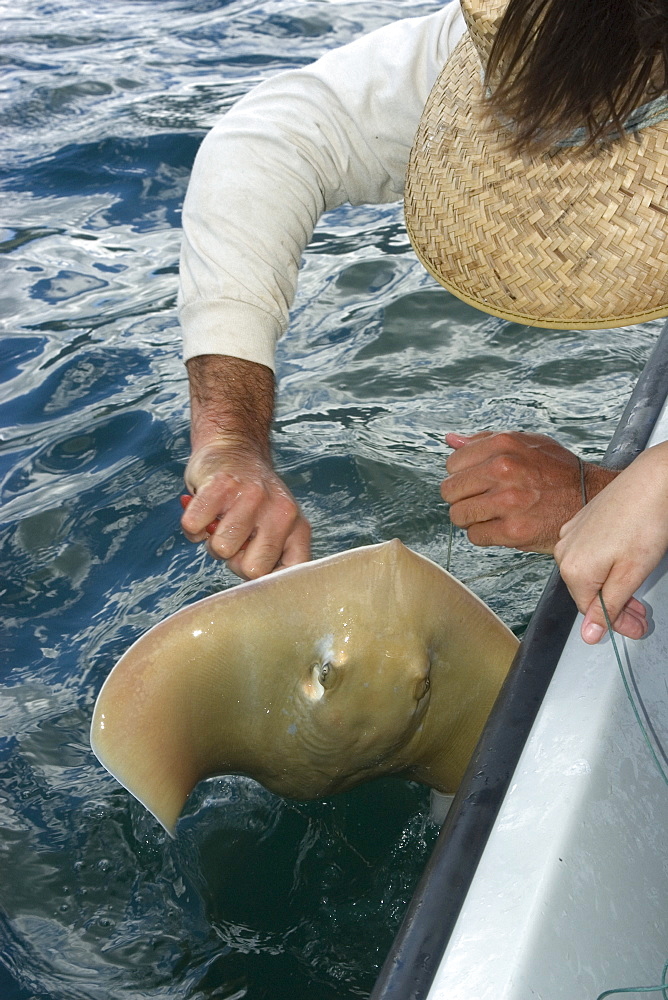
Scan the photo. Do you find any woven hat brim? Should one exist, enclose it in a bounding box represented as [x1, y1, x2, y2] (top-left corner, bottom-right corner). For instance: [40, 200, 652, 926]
[405, 33, 668, 330]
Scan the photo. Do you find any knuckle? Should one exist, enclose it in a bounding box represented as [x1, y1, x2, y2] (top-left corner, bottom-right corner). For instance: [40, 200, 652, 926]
[187, 483, 231, 517]
[209, 526, 250, 560]
[447, 502, 468, 528]
[242, 546, 279, 579]
[492, 431, 520, 450]
[239, 481, 265, 507]
[242, 564, 265, 580]
[440, 477, 456, 501]
[206, 538, 228, 562]
[489, 454, 518, 479]
[182, 501, 219, 534]
[182, 525, 207, 542]
[273, 499, 299, 524]
[500, 487, 534, 511]
[212, 540, 235, 561]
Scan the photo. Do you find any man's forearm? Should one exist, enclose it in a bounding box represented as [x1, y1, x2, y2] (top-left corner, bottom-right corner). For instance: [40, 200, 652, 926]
[187, 354, 275, 462]
[182, 353, 311, 578]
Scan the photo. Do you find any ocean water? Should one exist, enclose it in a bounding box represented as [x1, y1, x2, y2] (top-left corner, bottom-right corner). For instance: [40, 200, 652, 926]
[0, 1, 663, 997]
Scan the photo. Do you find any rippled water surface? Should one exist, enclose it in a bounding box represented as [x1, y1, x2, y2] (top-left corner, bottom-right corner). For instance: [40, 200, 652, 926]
[0, 1, 663, 997]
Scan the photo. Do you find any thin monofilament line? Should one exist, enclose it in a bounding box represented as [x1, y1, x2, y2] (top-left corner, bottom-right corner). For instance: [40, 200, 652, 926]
[598, 591, 668, 787]
[595, 959, 668, 999]
[591, 598, 668, 1000]
[578, 454, 587, 505]
[446, 514, 454, 573]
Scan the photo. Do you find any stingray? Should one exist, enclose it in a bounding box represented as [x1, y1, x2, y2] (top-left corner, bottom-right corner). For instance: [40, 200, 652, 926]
[91, 540, 519, 835]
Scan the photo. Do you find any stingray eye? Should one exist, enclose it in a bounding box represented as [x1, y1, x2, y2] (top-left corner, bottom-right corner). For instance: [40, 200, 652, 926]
[306, 660, 334, 700]
[415, 676, 430, 701]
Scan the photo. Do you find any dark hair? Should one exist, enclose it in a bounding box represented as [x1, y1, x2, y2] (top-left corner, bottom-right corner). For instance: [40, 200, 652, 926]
[486, 0, 668, 150]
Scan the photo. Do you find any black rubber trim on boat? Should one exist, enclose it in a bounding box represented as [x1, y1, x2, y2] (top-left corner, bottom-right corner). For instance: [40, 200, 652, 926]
[370, 318, 668, 1000]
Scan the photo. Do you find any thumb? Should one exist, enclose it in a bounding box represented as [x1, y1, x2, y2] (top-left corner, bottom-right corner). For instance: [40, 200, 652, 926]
[580, 588, 647, 644]
[580, 597, 608, 644]
[445, 432, 473, 449]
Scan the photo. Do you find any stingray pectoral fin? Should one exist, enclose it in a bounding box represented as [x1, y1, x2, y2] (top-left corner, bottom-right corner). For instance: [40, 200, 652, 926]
[90, 630, 215, 837]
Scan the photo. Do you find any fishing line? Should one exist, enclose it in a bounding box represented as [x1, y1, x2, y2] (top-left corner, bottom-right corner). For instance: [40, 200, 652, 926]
[594, 959, 668, 999]
[445, 511, 454, 573]
[598, 592, 668, 789]
[578, 455, 588, 506]
[592, 595, 668, 1000]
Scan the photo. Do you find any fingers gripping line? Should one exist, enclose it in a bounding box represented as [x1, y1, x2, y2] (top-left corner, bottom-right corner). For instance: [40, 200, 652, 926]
[180, 494, 217, 534]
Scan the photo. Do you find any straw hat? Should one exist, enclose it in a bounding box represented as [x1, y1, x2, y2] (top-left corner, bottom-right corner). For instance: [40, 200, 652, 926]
[405, 0, 668, 329]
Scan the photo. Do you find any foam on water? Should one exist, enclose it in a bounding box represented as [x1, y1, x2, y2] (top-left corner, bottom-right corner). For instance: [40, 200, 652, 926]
[0, 0, 662, 997]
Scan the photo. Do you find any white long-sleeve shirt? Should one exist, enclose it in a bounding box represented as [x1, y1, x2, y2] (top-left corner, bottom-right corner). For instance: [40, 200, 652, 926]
[179, 2, 466, 370]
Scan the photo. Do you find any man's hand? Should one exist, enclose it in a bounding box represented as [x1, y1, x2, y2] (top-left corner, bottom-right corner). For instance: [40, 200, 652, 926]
[441, 431, 617, 554]
[182, 441, 310, 578]
[182, 354, 311, 579]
